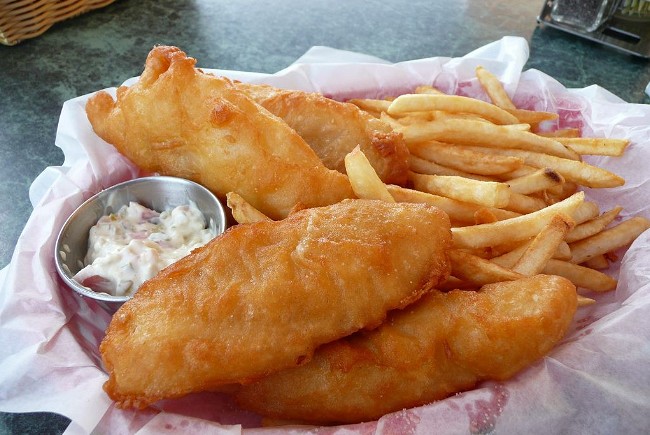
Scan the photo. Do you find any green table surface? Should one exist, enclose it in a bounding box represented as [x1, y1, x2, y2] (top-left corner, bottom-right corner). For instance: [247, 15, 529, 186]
[1, 0, 649, 433]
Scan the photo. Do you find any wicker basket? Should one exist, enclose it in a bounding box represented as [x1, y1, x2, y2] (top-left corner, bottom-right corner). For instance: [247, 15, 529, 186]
[0, 0, 116, 46]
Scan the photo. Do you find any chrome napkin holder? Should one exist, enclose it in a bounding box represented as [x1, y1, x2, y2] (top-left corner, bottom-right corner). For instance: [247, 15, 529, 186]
[538, 0, 650, 58]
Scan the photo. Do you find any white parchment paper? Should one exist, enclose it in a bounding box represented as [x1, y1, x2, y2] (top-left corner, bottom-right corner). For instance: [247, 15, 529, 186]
[1, 36, 649, 434]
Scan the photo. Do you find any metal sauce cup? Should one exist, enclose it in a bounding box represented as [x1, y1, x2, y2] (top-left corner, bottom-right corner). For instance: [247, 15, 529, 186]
[54, 176, 226, 313]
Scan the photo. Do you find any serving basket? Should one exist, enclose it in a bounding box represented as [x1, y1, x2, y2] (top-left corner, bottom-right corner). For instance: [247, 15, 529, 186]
[0, 0, 116, 46]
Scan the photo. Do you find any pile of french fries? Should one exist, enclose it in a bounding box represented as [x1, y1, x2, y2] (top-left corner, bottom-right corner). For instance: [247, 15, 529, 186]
[230, 66, 650, 306]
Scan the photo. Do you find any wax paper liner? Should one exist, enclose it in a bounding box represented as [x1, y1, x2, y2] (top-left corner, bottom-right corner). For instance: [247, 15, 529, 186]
[1, 36, 649, 434]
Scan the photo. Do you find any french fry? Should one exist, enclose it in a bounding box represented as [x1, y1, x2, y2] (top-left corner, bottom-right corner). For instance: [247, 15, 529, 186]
[487, 238, 532, 259]
[398, 118, 579, 160]
[492, 237, 569, 262]
[469, 63, 559, 122]
[385, 111, 436, 124]
[537, 128, 581, 138]
[415, 85, 445, 95]
[348, 98, 391, 115]
[475, 66, 516, 110]
[386, 185, 519, 225]
[474, 208, 499, 225]
[511, 214, 575, 276]
[583, 254, 610, 270]
[434, 111, 495, 123]
[565, 206, 623, 243]
[507, 168, 565, 194]
[489, 243, 528, 268]
[452, 191, 585, 249]
[494, 165, 538, 180]
[458, 145, 625, 188]
[448, 249, 522, 285]
[543, 181, 579, 203]
[344, 146, 395, 202]
[387, 94, 519, 125]
[226, 192, 272, 224]
[504, 108, 559, 125]
[570, 217, 650, 264]
[544, 259, 618, 292]
[554, 240, 573, 261]
[490, 238, 571, 268]
[555, 137, 630, 156]
[409, 172, 511, 208]
[492, 237, 571, 262]
[408, 140, 524, 176]
[408, 155, 493, 181]
[577, 295, 597, 306]
[504, 192, 547, 214]
[379, 112, 404, 130]
[504, 123, 533, 131]
[572, 200, 600, 225]
[484, 246, 520, 265]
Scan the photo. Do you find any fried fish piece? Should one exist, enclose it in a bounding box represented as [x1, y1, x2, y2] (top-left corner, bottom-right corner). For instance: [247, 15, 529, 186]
[100, 199, 452, 409]
[236, 82, 410, 186]
[235, 274, 577, 425]
[86, 46, 354, 220]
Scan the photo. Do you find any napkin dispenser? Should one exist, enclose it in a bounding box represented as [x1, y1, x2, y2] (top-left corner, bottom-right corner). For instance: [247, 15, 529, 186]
[538, 0, 650, 58]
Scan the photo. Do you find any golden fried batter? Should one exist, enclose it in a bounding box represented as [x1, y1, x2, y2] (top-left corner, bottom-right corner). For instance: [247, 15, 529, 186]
[236, 82, 410, 185]
[100, 199, 452, 409]
[235, 274, 577, 425]
[86, 46, 354, 220]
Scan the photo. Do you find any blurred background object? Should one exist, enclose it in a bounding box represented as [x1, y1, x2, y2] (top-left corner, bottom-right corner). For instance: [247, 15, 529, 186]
[550, 0, 622, 32]
[618, 0, 650, 20]
[539, 0, 650, 57]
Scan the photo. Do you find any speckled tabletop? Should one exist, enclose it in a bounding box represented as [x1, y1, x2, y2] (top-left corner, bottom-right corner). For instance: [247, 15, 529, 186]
[1, 0, 649, 433]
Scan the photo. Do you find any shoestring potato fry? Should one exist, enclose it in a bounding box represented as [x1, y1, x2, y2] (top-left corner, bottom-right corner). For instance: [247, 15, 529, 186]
[348, 65, 648, 296]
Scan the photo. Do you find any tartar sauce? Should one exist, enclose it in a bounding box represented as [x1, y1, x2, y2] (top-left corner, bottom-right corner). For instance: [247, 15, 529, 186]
[73, 201, 216, 297]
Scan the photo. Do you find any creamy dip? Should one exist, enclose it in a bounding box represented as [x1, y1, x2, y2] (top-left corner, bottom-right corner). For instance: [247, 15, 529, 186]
[73, 201, 216, 297]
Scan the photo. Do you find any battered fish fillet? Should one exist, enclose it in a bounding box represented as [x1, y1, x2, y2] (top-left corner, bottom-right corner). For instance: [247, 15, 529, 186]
[86, 46, 354, 220]
[236, 82, 410, 185]
[235, 274, 577, 425]
[100, 199, 452, 409]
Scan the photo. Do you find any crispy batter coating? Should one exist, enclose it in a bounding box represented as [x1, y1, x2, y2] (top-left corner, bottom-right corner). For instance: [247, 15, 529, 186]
[85, 46, 354, 220]
[236, 82, 410, 185]
[100, 199, 452, 409]
[235, 274, 577, 425]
